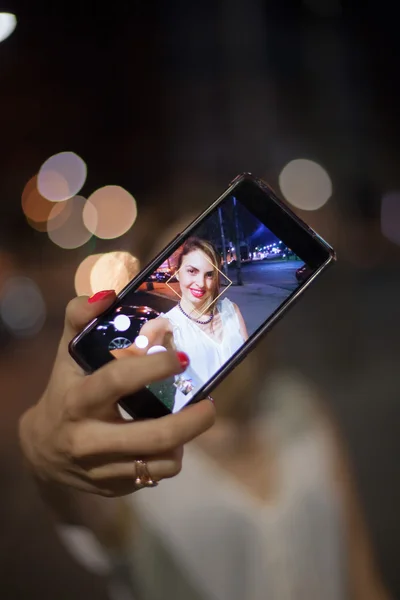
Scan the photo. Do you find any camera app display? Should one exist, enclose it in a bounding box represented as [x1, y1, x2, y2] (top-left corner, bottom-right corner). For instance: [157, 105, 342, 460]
[93, 194, 310, 412]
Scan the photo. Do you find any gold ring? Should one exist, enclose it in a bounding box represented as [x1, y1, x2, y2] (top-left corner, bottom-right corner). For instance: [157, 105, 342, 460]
[134, 459, 158, 488]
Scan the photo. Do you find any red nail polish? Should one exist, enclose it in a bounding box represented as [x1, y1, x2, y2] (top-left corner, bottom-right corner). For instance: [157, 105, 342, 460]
[177, 351, 190, 369]
[88, 290, 115, 304]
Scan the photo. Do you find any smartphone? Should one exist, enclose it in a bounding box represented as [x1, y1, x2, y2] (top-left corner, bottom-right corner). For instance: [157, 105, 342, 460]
[69, 173, 335, 419]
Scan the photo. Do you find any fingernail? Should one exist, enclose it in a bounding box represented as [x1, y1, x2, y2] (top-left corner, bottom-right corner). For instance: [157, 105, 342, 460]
[177, 351, 190, 369]
[88, 290, 115, 304]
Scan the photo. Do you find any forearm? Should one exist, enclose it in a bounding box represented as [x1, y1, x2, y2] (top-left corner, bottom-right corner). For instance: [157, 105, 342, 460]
[33, 465, 130, 551]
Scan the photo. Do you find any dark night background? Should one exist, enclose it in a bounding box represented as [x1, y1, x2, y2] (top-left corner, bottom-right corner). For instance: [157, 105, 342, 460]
[0, 1, 399, 598]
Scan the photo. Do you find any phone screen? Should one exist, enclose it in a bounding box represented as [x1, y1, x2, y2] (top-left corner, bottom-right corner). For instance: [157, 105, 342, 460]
[90, 192, 312, 413]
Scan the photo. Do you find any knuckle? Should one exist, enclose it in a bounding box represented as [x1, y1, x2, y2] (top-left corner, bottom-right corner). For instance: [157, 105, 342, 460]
[66, 426, 88, 461]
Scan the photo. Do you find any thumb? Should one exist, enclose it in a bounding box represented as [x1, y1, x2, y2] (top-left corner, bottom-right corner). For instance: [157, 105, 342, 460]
[63, 290, 117, 342]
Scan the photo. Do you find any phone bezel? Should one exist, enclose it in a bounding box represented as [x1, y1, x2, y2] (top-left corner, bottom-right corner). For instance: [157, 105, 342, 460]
[69, 173, 335, 418]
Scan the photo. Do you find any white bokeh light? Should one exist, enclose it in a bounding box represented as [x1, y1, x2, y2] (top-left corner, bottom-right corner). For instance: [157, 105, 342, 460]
[134, 334, 149, 349]
[113, 314, 130, 332]
[0, 277, 46, 337]
[0, 13, 17, 43]
[147, 345, 167, 355]
[279, 159, 333, 211]
[38, 152, 87, 202]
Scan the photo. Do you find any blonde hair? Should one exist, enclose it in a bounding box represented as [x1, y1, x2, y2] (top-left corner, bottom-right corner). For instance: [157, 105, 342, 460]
[177, 237, 221, 306]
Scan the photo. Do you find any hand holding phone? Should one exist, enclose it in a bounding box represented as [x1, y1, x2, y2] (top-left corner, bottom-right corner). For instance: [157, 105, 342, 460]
[70, 173, 335, 420]
[18, 292, 215, 497]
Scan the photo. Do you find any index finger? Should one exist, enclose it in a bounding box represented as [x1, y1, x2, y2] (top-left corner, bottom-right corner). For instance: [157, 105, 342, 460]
[78, 350, 187, 412]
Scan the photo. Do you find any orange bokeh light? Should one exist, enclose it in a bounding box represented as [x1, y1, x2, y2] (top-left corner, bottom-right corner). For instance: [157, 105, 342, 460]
[90, 251, 140, 294]
[74, 253, 104, 296]
[22, 175, 68, 227]
[83, 185, 137, 239]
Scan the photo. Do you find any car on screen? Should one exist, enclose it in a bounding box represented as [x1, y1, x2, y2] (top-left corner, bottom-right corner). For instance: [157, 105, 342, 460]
[295, 264, 313, 284]
[146, 272, 167, 283]
[146, 269, 177, 283]
[95, 305, 160, 351]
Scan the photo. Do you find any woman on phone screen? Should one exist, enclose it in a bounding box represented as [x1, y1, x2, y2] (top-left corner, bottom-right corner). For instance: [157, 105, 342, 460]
[114, 237, 249, 411]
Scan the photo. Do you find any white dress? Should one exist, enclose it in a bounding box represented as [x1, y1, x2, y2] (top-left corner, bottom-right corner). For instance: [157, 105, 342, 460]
[127, 371, 347, 600]
[161, 298, 245, 411]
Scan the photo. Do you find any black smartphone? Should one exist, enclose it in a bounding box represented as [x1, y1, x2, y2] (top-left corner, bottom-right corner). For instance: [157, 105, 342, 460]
[69, 173, 335, 419]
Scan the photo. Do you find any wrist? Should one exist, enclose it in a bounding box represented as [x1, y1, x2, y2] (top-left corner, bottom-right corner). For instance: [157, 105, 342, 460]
[19, 405, 77, 518]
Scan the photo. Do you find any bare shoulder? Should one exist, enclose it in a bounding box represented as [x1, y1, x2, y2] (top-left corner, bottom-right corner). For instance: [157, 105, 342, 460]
[231, 301, 242, 315]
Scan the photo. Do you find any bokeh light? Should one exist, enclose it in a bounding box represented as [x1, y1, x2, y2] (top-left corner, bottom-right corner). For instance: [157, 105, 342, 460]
[147, 345, 167, 355]
[0, 13, 17, 43]
[114, 314, 130, 332]
[90, 251, 140, 294]
[37, 171, 70, 202]
[83, 185, 137, 239]
[74, 253, 104, 296]
[22, 175, 69, 231]
[47, 196, 95, 249]
[38, 152, 87, 202]
[134, 335, 149, 349]
[381, 192, 400, 246]
[0, 277, 46, 337]
[279, 159, 333, 211]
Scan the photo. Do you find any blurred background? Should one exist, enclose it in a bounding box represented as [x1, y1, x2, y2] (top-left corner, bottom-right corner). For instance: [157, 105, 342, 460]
[0, 0, 399, 598]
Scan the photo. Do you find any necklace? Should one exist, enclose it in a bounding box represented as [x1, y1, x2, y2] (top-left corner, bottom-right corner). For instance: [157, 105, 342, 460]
[178, 302, 214, 325]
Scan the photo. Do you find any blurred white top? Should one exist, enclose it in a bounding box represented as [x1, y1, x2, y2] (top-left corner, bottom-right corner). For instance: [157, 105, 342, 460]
[128, 370, 347, 600]
[162, 297, 245, 411]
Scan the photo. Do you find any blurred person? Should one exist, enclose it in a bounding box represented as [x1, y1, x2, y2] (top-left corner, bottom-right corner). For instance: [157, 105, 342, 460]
[121, 361, 391, 600]
[19, 290, 390, 600]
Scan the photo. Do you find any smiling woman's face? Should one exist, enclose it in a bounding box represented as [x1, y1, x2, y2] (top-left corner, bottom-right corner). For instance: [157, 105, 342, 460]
[178, 249, 218, 310]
